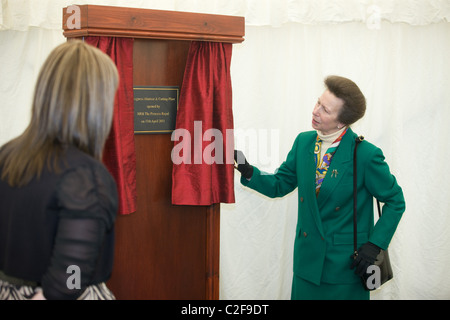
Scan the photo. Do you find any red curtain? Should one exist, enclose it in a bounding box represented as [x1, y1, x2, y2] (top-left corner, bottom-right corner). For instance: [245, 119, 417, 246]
[172, 41, 235, 205]
[85, 37, 137, 215]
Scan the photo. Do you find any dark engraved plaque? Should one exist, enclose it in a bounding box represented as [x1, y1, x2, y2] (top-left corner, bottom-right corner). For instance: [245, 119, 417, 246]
[134, 86, 179, 134]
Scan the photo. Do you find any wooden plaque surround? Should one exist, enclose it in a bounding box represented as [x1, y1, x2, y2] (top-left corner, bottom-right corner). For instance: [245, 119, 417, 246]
[63, 5, 244, 300]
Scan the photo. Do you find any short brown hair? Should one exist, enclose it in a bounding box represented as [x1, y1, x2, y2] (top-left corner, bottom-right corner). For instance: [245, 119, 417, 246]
[324, 75, 366, 126]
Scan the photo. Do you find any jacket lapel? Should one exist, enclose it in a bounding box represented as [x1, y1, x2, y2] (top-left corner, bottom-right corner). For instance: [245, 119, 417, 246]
[316, 128, 356, 209]
[301, 133, 325, 238]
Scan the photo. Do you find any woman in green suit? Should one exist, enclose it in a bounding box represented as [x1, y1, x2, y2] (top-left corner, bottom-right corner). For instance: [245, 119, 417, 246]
[234, 76, 405, 300]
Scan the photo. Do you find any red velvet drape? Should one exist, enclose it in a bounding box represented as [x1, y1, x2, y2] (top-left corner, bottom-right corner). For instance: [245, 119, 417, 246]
[85, 37, 137, 215]
[172, 41, 235, 205]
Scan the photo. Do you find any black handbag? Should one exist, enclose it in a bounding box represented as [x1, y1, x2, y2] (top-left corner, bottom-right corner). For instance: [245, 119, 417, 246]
[353, 136, 393, 291]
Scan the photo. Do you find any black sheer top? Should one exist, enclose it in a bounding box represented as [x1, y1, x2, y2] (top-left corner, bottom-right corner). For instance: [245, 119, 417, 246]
[0, 146, 118, 299]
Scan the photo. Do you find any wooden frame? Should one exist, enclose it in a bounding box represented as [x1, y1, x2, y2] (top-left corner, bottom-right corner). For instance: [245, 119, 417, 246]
[63, 5, 243, 300]
[63, 5, 244, 43]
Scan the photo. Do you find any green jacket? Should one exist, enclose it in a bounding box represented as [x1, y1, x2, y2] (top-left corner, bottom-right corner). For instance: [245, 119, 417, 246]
[241, 128, 405, 285]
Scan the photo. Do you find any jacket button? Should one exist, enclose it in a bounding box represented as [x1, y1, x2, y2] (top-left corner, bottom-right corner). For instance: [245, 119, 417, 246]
[335, 207, 340, 211]
[303, 232, 307, 237]
[300, 197, 304, 202]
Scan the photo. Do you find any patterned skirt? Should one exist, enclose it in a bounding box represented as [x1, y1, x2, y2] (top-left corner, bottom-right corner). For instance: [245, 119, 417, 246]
[0, 279, 116, 300]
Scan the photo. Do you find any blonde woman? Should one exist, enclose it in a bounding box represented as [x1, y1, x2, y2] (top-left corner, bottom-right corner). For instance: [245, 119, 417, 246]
[0, 40, 119, 299]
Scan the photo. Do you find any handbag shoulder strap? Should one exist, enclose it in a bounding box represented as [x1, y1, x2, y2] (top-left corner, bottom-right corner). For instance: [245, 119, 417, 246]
[353, 136, 364, 255]
[353, 135, 382, 255]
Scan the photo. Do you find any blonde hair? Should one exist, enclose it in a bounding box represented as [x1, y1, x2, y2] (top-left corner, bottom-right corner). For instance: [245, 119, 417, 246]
[0, 40, 119, 187]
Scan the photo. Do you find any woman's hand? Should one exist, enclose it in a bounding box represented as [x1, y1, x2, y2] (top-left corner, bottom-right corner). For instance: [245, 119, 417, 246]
[31, 289, 46, 300]
[350, 242, 381, 276]
[234, 150, 254, 179]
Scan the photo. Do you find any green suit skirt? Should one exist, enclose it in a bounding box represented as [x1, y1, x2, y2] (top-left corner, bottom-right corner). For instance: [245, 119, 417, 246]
[291, 275, 370, 300]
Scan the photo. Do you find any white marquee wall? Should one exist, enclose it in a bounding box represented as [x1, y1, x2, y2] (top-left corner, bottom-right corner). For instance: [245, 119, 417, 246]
[1, 0, 450, 299]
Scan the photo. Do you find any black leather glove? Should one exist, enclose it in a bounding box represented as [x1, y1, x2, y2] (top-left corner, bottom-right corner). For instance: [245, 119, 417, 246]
[234, 150, 254, 180]
[350, 242, 381, 277]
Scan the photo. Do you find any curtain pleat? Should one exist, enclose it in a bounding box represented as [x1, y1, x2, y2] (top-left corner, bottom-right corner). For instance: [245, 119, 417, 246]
[85, 36, 137, 215]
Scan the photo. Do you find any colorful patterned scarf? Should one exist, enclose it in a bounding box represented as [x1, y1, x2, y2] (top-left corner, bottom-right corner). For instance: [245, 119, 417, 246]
[314, 128, 347, 196]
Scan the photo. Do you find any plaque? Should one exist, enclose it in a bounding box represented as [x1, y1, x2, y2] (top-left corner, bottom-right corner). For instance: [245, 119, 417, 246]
[134, 86, 179, 134]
